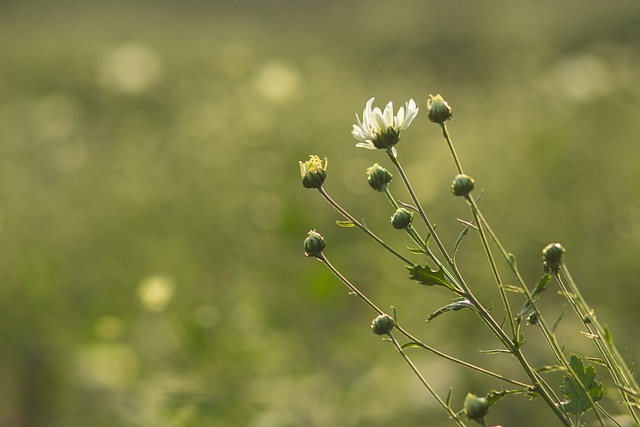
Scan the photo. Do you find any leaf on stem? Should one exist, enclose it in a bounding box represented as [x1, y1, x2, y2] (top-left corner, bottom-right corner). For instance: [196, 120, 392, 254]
[407, 264, 456, 291]
[336, 220, 356, 227]
[406, 246, 427, 254]
[560, 354, 604, 418]
[427, 298, 474, 322]
[401, 341, 423, 350]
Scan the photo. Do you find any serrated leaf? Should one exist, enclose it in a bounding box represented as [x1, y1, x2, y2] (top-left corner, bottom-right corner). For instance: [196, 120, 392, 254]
[427, 298, 473, 322]
[336, 220, 356, 227]
[407, 264, 455, 291]
[560, 354, 604, 418]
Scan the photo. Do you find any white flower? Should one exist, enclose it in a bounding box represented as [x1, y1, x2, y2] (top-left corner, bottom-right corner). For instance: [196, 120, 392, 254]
[351, 97, 419, 155]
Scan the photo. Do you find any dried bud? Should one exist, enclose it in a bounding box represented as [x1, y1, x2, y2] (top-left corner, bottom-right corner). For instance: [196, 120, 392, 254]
[366, 163, 393, 192]
[427, 94, 452, 125]
[542, 243, 565, 274]
[299, 155, 328, 189]
[464, 393, 489, 421]
[371, 314, 394, 335]
[451, 174, 475, 196]
[304, 230, 326, 257]
[391, 208, 413, 230]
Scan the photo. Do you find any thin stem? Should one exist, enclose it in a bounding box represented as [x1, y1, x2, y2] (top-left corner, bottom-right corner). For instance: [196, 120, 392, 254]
[441, 123, 463, 175]
[319, 252, 531, 388]
[464, 198, 607, 426]
[557, 266, 640, 424]
[386, 149, 571, 425]
[317, 186, 415, 266]
[387, 332, 467, 427]
[318, 253, 383, 315]
[465, 195, 517, 338]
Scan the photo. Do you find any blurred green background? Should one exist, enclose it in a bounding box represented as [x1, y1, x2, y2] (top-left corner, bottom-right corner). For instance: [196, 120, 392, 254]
[2, 0, 640, 426]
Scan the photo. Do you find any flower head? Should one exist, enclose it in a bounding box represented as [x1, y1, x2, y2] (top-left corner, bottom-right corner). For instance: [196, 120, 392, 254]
[304, 230, 326, 257]
[366, 163, 393, 192]
[352, 97, 418, 156]
[427, 94, 452, 124]
[299, 155, 328, 189]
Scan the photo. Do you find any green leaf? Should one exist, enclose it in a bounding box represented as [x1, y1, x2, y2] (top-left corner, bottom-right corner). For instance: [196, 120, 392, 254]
[401, 342, 422, 350]
[391, 306, 398, 325]
[502, 285, 524, 293]
[427, 298, 473, 322]
[479, 349, 512, 354]
[536, 365, 565, 373]
[406, 246, 426, 254]
[507, 252, 517, 269]
[560, 354, 604, 418]
[531, 274, 551, 298]
[407, 264, 455, 291]
[336, 220, 355, 227]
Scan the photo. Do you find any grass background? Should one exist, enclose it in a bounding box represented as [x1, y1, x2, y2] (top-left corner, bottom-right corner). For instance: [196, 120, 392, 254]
[2, 0, 640, 426]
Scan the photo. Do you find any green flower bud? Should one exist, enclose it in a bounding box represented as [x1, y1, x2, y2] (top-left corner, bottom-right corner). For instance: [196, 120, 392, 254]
[427, 94, 452, 124]
[542, 243, 565, 274]
[371, 314, 394, 335]
[299, 155, 328, 189]
[527, 311, 539, 326]
[366, 163, 393, 192]
[391, 208, 413, 230]
[464, 393, 489, 421]
[304, 230, 326, 257]
[451, 174, 475, 196]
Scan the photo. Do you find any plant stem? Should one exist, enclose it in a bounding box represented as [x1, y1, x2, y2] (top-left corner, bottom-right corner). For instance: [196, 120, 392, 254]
[386, 149, 572, 426]
[441, 123, 464, 175]
[387, 332, 467, 427]
[317, 186, 415, 266]
[318, 253, 531, 388]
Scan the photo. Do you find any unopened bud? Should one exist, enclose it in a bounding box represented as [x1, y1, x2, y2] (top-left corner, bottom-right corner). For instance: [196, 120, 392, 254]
[542, 243, 565, 274]
[366, 163, 393, 192]
[304, 230, 326, 257]
[464, 393, 489, 421]
[371, 314, 394, 335]
[391, 208, 413, 230]
[427, 94, 452, 125]
[451, 174, 475, 196]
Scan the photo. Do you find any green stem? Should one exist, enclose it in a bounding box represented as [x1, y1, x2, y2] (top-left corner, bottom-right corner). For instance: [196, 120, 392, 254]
[387, 332, 467, 427]
[465, 195, 517, 338]
[464, 198, 607, 426]
[557, 267, 640, 424]
[441, 123, 463, 175]
[318, 253, 531, 388]
[317, 186, 415, 266]
[386, 149, 571, 425]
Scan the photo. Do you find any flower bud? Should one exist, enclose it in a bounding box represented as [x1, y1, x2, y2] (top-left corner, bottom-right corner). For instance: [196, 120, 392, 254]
[391, 208, 413, 230]
[542, 243, 565, 274]
[299, 155, 328, 189]
[451, 174, 475, 196]
[366, 163, 393, 192]
[527, 311, 539, 326]
[371, 314, 394, 335]
[304, 230, 326, 257]
[464, 393, 489, 421]
[427, 94, 452, 124]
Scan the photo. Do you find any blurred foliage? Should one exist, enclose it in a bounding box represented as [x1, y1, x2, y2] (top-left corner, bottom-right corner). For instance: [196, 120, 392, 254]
[1, 0, 640, 426]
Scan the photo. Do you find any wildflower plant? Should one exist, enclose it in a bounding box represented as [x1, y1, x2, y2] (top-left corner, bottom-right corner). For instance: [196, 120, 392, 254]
[299, 93, 640, 426]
